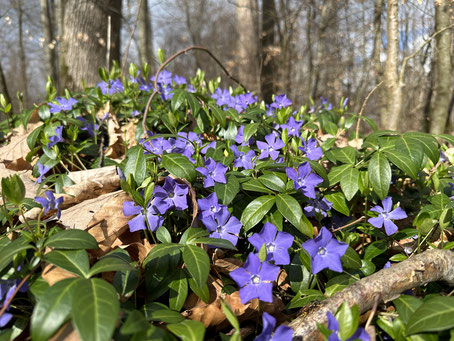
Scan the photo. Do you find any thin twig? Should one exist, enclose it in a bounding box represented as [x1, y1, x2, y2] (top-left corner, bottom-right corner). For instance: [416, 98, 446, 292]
[120, 0, 143, 77]
[332, 216, 365, 233]
[365, 294, 381, 330]
[97, 135, 105, 168]
[355, 81, 383, 148]
[142, 45, 246, 137]
[0, 272, 32, 320]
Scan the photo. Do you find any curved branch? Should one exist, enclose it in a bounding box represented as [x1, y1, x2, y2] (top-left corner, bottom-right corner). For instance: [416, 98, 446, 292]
[290, 249, 454, 340]
[142, 46, 246, 137]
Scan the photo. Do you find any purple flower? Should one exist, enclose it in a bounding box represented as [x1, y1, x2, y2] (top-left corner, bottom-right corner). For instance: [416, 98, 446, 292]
[256, 134, 285, 161]
[34, 191, 64, 219]
[200, 141, 216, 155]
[158, 84, 174, 101]
[299, 138, 323, 161]
[254, 312, 293, 341]
[383, 261, 391, 269]
[131, 110, 141, 117]
[151, 70, 173, 86]
[46, 125, 64, 149]
[236, 93, 257, 111]
[153, 177, 189, 214]
[35, 162, 51, 184]
[201, 207, 242, 246]
[304, 196, 333, 218]
[248, 223, 294, 265]
[48, 97, 78, 113]
[326, 312, 370, 341]
[0, 279, 28, 328]
[265, 104, 275, 117]
[77, 117, 98, 137]
[234, 126, 253, 146]
[142, 137, 170, 155]
[302, 226, 348, 274]
[342, 98, 349, 109]
[368, 197, 407, 236]
[230, 253, 279, 304]
[198, 192, 223, 219]
[211, 88, 234, 107]
[187, 85, 196, 93]
[123, 200, 163, 232]
[230, 145, 256, 169]
[286, 162, 323, 199]
[196, 158, 228, 188]
[138, 77, 153, 92]
[173, 75, 187, 85]
[270, 94, 291, 110]
[97, 79, 124, 95]
[280, 117, 303, 137]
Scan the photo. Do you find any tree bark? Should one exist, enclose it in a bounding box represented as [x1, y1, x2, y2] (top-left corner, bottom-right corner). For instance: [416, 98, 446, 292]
[17, 0, 28, 105]
[40, 0, 59, 85]
[372, 0, 383, 82]
[260, 0, 278, 103]
[236, 0, 259, 92]
[0, 60, 12, 109]
[59, 0, 121, 91]
[108, 0, 122, 68]
[138, 0, 153, 66]
[383, 0, 402, 131]
[429, 0, 452, 134]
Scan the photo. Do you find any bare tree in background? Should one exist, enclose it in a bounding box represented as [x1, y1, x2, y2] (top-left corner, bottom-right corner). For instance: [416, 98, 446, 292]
[236, 0, 259, 92]
[260, 0, 278, 103]
[429, 0, 452, 134]
[39, 0, 58, 84]
[16, 0, 28, 104]
[138, 0, 153, 66]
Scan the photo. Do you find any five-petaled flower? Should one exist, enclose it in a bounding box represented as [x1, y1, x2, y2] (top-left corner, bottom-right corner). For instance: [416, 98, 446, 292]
[280, 116, 303, 137]
[34, 191, 64, 219]
[304, 196, 333, 218]
[197, 192, 224, 219]
[153, 177, 189, 214]
[123, 200, 163, 232]
[302, 226, 348, 274]
[97, 79, 124, 95]
[35, 162, 51, 184]
[326, 311, 370, 341]
[286, 162, 323, 199]
[201, 206, 242, 246]
[48, 97, 78, 113]
[248, 223, 294, 265]
[299, 138, 323, 161]
[368, 196, 407, 235]
[256, 133, 285, 161]
[196, 158, 228, 188]
[230, 145, 256, 169]
[46, 125, 64, 149]
[270, 94, 292, 110]
[254, 312, 293, 341]
[230, 253, 279, 304]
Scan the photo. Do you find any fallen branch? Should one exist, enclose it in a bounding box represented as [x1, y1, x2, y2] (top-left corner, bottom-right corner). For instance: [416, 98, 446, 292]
[290, 249, 454, 340]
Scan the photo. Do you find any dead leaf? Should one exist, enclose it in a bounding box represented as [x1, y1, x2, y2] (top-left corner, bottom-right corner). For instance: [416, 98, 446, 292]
[123, 120, 137, 148]
[104, 114, 125, 159]
[42, 264, 78, 286]
[125, 241, 154, 264]
[214, 258, 243, 274]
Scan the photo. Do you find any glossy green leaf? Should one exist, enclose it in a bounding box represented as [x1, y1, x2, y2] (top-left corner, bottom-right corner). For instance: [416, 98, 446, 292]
[214, 174, 239, 205]
[340, 246, 362, 269]
[406, 297, 454, 335]
[71, 278, 119, 341]
[396, 136, 424, 168]
[327, 146, 356, 164]
[220, 301, 240, 331]
[120, 310, 149, 335]
[162, 153, 196, 183]
[124, 145, 146, 185]
[329, 164, 353, 186]
[0, 237, 34, 273]
[276, 193, 303, 230]
[1, 174, 25, 205]
[182, 245, 210, 289]
[336, 302, 360, 340]
[340, 167, 359, 201]
[188, 278, 210, 304]
[171, 89, 186, 111]
[241, 195, 275, 231]
[192, 237, 236, 250]
[394, 295, 422, 324]
[44, 229, 98, 250]
[143, 302, 185, 323]
[368, 153, 391, 200]
[405, 133, 439, 164]
[167, 320, 205, 341]
[209, 104, 226, 128]
[259, 174, 286, 192]
[88, 254, 134, 277]
[364, 240, 388, 260]
[186, 93, 200, 115]
[31, 278, 79, 341]
[156, 226, 172, 244]
[287, 289, 325, 309]
[169, 271, 188, 311]
[383, 149, 419, 180]
[241, 178, 274, 194]
[242, 123, 259, 144]
[324, 192, 350, 216]
[44, 249, 90, 278]
[142, 243, 183, 267]
[113, 270, 139, 297]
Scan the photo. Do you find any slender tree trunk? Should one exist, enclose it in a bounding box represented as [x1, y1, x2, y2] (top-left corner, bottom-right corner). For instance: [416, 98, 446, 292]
[311, 0, 330, 99]
[17, 0, 28, 105]
[40, 0, 59, 84]
[0, 61, 12, 108]
[372, 0, 383, 81]
[260, 0, 278, 103]
[108, 0, 122, 68]
[429, 0, 452, 134]
[138, 0, 153, 66]
[305, 3, 314, 98]
[236, 0, 259, 92]
[383, 0, 402, 131]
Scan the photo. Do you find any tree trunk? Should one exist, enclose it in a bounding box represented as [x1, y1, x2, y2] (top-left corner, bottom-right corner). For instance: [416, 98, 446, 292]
[59, 0, 121, 91]
[17, 0, 28, 105]
[108, 0, 122, 68]
[236, 0, 259, 92]
[383, 0, 402, 131]
[138, 0, 153, 66]
[40, 0, 59, 85]
[0, 60, 12, 109]
[429, 0, 452, 134]
[260, 0, 278, 103]
[305, 2, 314, 98]
[372, 0, 383, 81]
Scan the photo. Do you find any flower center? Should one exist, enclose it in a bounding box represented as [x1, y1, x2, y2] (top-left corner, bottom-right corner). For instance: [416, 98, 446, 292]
[168, 192, 175, 199]
[317, 247, 327, 256]
[251, 275, 261, 285]
[216, 226, 223, 234]
[381, 212, 390, 219]
[267, 242, 276, 253]
[210, 205, 217, 212]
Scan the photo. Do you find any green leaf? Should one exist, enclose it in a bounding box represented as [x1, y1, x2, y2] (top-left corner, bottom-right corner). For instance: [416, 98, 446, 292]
[242, 123, 259, 144]
[171, 89, 186, 111]
[188, 278, 210, 304]
[158, 49, 165, 64]
[142, 243, 183, 267]
[113, 270, 139, 297]
[364, 240, 388, 260]
[275, 193, 303, 230]
[241, 195, 275, 231]
[182, 245, 210, 289]
[214, 174, 239, 205]
[186, 93, 200, 115]
[192, 237, 236, 250]
[324, 192, 350, 216]
[209, 104, 226, 128]
[241, 178, 274, 194]
[287, 289, 326, 309]
[169, 271, 188, 311]
[30, 278, 79, 341]
[406, 296, 454, 335]
[383, 149, 419, 180]
[71, 278, 120, 341]
[405, 133, 439, 164]
[0, 237, 34, 273]
[89, 254, 134, 277]
[44, 229, 98, 250]
[120, 310, 149, 335]
[259, 174, 286, 192]
[394, 295, 422, 324]
[1, 174, 25, 205]
[167, 320, 205, 341]
[27, 126, 44, 150]
[340, 246, 362, 269]
[220, 301, 240, 331]
[340, 167, 359, 201]
[124, 145, 146, 185]
[368, 153, 391, 200]
[327, 147, 356, 164]
[143, 302, 185, 323]
[162, 153, 196, 183]
[44, 249, 90, 278]
[396, 135, 424, 169]
[336, 302, 359, 340]
[329, 164, 353, 186]
[156, 226, 172, 244]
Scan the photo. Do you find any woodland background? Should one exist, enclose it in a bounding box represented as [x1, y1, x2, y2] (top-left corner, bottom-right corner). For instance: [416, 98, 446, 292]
[0, 0, 453, 134]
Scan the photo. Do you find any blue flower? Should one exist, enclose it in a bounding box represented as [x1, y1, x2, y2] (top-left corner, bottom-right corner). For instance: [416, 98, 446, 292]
[196, 158, 228, 188]
[280, 116, 303, 137]
[201, 207, 242, 247]
[197, 192, 223, 219]
[153, 177, 189, 214]
[48, 97, 78, 113]
[285, 162, 323, 199]
[327, 312, 370, 341]
[35, 162, 51, 184]
[123, 200, 163, 232]
[254, 312, 293, 341]
[46, 125, 64, 149]
[34, 191, 64, 219]
[230, 145, 256, 169]
[97, 79, 124, 95]
[368, 197, 407, 235]
[304, 196, 333, 218]
[256, 133, 285, 161]
[270, 94, 291, 110]
[299, 138, 323, 161]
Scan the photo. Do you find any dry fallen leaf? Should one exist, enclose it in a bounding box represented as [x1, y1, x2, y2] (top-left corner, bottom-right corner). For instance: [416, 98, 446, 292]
[42, 264, 78, 286]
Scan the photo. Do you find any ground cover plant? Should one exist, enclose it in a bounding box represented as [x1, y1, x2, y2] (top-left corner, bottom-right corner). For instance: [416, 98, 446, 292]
[0, 51, 454, 341]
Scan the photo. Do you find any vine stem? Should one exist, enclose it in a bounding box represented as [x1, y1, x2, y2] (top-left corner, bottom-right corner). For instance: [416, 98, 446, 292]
[120, 0, 143, 77]
[355, 81, 383, 148]
[0, 271, 32, 320]
[331, 216, 365, 233]
[142, 45, 246, 137]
